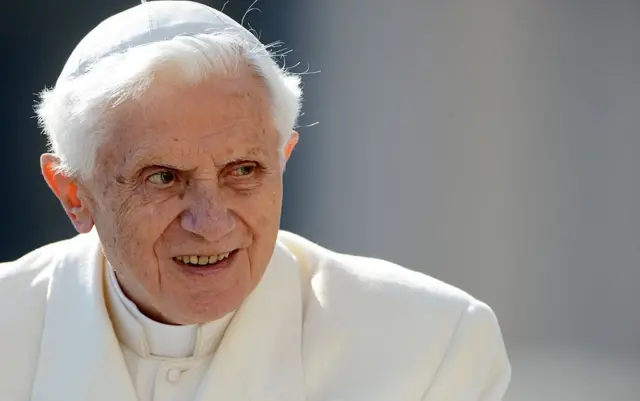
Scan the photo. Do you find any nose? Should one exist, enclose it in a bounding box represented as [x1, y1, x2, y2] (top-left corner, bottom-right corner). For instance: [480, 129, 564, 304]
[180, 185, 236, 241]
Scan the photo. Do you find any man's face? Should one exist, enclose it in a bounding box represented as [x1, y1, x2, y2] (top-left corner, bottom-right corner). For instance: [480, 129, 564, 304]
[81, 67, 285, 324]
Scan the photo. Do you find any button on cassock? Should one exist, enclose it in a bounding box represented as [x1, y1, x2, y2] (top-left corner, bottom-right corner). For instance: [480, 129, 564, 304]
[166, 368, 183, 383]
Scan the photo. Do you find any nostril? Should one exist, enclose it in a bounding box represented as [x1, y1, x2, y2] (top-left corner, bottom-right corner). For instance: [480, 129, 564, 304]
[179, 210, 197, 231]
[180, 206, 235, 240]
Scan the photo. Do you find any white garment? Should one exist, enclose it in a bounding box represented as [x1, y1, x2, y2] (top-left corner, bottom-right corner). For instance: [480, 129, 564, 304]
[105, 262, 233, 401]
[0, 230, 511, 401]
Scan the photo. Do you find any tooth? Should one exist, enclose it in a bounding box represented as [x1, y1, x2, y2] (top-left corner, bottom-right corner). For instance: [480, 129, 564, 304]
[198, 256, 208, 265]
[208, 255, 217, 264]
[189, 255, 198, 264]
[176, 256, 183, 261]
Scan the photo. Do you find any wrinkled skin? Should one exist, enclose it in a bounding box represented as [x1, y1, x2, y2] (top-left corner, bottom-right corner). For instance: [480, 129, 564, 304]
[41, 65, 298, 324]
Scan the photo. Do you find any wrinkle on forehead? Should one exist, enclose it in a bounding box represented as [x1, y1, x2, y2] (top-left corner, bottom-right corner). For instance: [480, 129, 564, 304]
[95, 67, 277, 178]
[114, 122, 276, 172]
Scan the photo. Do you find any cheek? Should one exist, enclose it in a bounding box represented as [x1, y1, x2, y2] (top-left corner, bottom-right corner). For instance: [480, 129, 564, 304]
[230, 184, 282, 230]
[257, 191, 282, 227]
[101, 191, 181, 256]
[245, 189, 281, 278]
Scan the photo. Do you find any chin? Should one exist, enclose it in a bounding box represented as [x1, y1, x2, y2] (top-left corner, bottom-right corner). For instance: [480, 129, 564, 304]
[162, 250, 266, 324]
[175, 285, 251, 324]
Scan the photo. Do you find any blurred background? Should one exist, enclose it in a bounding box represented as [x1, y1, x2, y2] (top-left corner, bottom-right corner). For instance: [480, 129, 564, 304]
[1, 0, 639, 399]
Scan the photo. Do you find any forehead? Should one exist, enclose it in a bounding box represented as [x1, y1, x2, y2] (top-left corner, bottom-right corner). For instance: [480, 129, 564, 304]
[101, 68, 279, 171]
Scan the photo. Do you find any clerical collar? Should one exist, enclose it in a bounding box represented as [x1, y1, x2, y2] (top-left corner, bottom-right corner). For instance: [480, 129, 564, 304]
[104, 259, 234, 359]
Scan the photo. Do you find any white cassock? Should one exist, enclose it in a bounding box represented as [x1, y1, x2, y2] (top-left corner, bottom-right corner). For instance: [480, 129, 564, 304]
[105, 258, 235, 401]
[0, 229, 511, 401]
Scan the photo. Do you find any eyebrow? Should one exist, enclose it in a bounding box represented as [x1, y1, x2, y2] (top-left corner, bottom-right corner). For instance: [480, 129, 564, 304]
[121, 154, 189, 177]
[118, 140, 190, 175]
[120, 144, 270, 176]
[222, 147, 268, 160]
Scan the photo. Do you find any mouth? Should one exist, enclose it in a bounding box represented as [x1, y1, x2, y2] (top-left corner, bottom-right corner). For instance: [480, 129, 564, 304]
[172, 249, 239, 274]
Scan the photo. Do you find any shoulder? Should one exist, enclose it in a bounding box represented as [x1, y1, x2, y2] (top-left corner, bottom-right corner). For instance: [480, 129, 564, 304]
[0, 232, 99, 340]
[0, 241, 62, 292]
[277, 231, 508, 396]
[0, 232, 104, 399]
[0, 231, 97, 283]
[278, 230, 483, 324]
[0, 232, 99, 317]
[0, 238, 70, 398]
[0, 237, 79, 330]
[0, 233, 85, 284]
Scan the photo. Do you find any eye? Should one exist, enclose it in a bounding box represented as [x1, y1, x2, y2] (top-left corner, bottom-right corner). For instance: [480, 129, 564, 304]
[229, 163, 257, 177]
[147, 170, 177, 186]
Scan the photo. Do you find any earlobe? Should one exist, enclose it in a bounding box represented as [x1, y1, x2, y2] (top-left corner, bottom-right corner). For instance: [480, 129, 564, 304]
[40, 154, 94, 233]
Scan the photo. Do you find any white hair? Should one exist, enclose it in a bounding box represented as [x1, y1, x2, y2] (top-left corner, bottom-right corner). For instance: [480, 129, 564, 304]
[36, 32, 302, 178]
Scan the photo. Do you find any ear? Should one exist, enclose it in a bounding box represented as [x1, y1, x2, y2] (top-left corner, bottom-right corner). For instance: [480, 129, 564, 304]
[40, 154, 94, 234]
[282, 131, 299, 168]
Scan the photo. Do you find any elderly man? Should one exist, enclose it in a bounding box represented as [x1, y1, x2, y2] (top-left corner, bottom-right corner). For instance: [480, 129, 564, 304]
[0, 1, 510, 400]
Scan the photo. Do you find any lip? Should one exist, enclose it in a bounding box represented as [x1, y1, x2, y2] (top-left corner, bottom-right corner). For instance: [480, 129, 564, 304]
[174, 249, 239, 276]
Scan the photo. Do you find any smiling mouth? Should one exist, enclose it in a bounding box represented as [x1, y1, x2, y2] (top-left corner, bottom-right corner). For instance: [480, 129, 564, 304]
[173, 249, 238, 267]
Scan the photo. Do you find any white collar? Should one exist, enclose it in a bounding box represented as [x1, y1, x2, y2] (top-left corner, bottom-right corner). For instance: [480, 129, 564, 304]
[104, 259, 234, 358]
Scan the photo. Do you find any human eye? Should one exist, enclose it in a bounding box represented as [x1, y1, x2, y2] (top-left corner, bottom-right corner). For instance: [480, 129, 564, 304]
[229, 162, 258, 178]
[147, 169, 177, 187]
